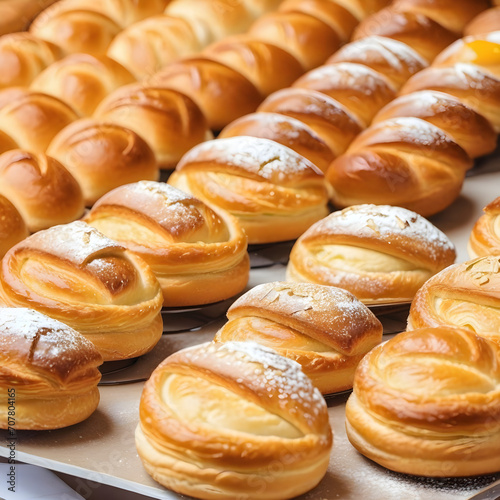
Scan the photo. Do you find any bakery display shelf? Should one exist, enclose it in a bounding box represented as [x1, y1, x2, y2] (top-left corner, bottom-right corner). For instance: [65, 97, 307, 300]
[1, 161, 500, 499]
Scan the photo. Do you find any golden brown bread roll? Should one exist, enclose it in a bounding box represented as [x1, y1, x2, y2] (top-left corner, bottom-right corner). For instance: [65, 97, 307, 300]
[468, 197, 500, 259]
[214, 281, 383, 394]
[47, 119, 159, 206]
[292, 63, 397, 127]
[0, 307, 102, 430]
[0, 149, 84, 233]
[319, 0, 391, 22]
[0, 89, 79, 154]
[0, 221, 164, 361]
[202, 36, 304, 97]
[94, 84, 213, 169]
[346, 326, 500, 477]
[168, 136, 330, 244]
[106, 14, 202, 79]
[0, 0, 58, 35]
[326, 117, 473, 216]
[372, 90, 497, 159]
[408, 255, 500, 346]
[136, 340, 333, 499]
[84, 181, 249, 307]
[30, 53, 135, 117]
[219, 112, 335, 173]
[465, 7, 500, 36]
[258, 88, 363, 157]
[287, 204, 456, 304]
[0, 129, 18, 155]
[0, 32, 61, 89]
[0, 195, 29, 259]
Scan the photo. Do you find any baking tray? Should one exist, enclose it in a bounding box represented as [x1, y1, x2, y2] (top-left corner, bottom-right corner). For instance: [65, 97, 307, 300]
[1, 158, 499, 500]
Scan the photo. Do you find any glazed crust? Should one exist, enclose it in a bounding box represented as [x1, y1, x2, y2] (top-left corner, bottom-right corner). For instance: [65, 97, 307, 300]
[468, 197, 500, 258]
[0, 195, 29, 259]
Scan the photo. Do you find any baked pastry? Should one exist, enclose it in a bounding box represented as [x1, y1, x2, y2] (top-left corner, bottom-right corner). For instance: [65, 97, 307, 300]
[346, 326, 500, 477]
[408, 255, 500, 346]
[84, 181, 250, 307]
[0, 0, 58, 35]
[94, 84, 213, 169]
[324, 0, 391, 21]
[468, 197, 500, 258]
[47, 118, 159, 206]
[136, 340, 333, 499]
[30, 53, 135, 116]
[0, 221, 163, 361]
[287, 204, 457, 304]
[168, 136, 330, 244]
[0, 195, 29, 258]
[326, 117, 473, 216]
[465, 7, 500, 36]
[0, 149, 84, 233]
[0, 307, 102, 430]
[214, 281, 383, 394]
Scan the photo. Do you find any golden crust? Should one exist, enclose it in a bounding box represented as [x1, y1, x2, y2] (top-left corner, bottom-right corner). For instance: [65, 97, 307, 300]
[136, 341, 332, 499]
[346, 327, 500, 477]
[0, 195, 29, 259]
[465, 7, 500, 37]
[469, 196, 500, 258]
[85, 181, 249, 307]
[0, 307, 102, 430]
[0, 221, 163, 361]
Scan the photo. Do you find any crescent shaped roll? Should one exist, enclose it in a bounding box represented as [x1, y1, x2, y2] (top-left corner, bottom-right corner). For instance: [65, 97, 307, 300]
[287, 204, 456, 304]
[85, 181, 249, 307]
[346, 326, 500, 477]
[468, 197, 500, 258]
[0, 221, 163, 361]
[136, 340, 332, 499]
[214, 281, 383, 394]
[0, 307, 102, 430]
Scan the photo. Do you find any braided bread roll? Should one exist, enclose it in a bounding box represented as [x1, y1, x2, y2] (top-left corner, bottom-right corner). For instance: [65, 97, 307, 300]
[136, 340, 333, 499]
[84, 181, 250, 307]
[168, 136, 330, 244]
[0, 221, 164, 361]
[214, 281, 383, 394]
[346, 326, 500, 477]
[0, 307, 102, 430]
[0, 195, 28, 259]
[287, 204, 456, 304]
[468, 197, 500, 258]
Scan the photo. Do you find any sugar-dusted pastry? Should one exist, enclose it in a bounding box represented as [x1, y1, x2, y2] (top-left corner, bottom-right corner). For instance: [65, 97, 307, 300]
[468, 197, 500, 258]
[287, 204, 456, 304]
[346, 326, 500, 477]
[408, 255, 500, 346]
[214, 281, 383, 394]
[136, 341, 332, 499]
[0, 221, 163, 361]
[168, 136, 329, 244]
[0, 307, 102, 430]
[85, 181, 249, 307]
[0, 195, 29, 258]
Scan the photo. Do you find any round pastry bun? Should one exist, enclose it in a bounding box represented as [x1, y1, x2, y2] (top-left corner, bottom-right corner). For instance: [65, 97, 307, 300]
[136, 340, 332, 499]
[0, 307, 102, 430]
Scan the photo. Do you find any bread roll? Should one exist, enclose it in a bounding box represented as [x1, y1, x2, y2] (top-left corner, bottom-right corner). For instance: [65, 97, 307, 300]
[168, 136, 330, 244]
[320, 0, 391, 22]
[0, 195, 28, 258]
[219, 112, 335, 173]
[468, 197, 500, 258]
[0, 221, 163, 361]
[106, 14, 202, 79]
[0, 307, 102, 430]
[0, 149, 84, 233]
[0, 32, 61, 89]
[94, 84, 213, 169]
[30, 53, 135, 117]
[287, 204, 456, 304]
[408, 256, 500, 346]
[0, 89, 79, 154]
[84, 181, 249, 307]
[327, 117, 473, 216]
[346, 326, 500, 477]
[151, 58, 263, 131]
[465, 7, 500, 36]
[136, 341, 332, 499]
[215, 281, 383, 394]
[292, 63, 397, 127]
[258, 88, 363, 157]
[47, 119, 159, 206]
[0, 0, 58, 35]
[372, 90, 497, 159]
[0, 129, 18, 155]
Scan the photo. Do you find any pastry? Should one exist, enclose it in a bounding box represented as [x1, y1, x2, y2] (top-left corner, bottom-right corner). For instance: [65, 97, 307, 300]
[465, 7, 500, 36]
[0, 195, 28, 258]
[214, 281, 383, 394]
[468, 197, 500, 258]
